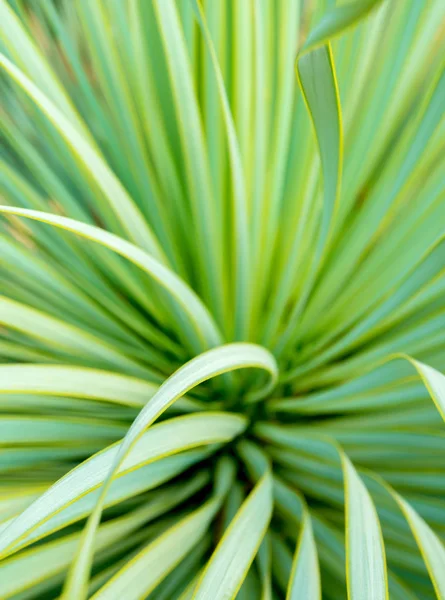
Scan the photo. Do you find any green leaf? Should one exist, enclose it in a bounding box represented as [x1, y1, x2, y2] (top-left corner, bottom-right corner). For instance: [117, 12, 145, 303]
[0, 52, 163, 257]
[394, 493, 445, 598]
[0, 0, 95, 139]
[91, 457, 235, 600]
[62, 343, 276, 599]
[296, 46, 341, 254]
[0, 296, 148, 377]
[193, 471, 273, 599]
[190, 0, 251, 340]
[410, 358, 445, 421]
[342, 454, 388, 600]
[1, 451, 211, 552]
[286, 507, 321, 600]
[302, 0, 386, 52]
[0, 205, 222, 352]
[1, 2, 444, 598]
[366, 472, 445, 599]
[0, 415, 125, 445]
[151, 0, 226, 326]
[0, 412, 246, 558]
[0, 364, 157, 407]
[253, 425, 388, 599]
[0, 500, 171, 599]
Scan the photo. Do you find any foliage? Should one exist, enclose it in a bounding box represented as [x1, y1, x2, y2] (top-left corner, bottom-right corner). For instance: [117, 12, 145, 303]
[0, 0, 445, 598]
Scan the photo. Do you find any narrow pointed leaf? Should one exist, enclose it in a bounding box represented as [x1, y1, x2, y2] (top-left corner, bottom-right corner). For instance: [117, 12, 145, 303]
[193, 471, 273, 600]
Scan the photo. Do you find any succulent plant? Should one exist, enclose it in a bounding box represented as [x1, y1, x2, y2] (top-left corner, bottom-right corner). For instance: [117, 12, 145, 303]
[0, 0, 445, 598]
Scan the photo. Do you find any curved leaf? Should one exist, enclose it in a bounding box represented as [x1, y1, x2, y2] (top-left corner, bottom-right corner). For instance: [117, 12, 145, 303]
[302, 0, 386, 53]
[0, 53, 161, 256]
[0, 412, 246, 558]
[62, 343, 277, 599]
[91, 457, 235, 600]
[0, 205, 222, 352]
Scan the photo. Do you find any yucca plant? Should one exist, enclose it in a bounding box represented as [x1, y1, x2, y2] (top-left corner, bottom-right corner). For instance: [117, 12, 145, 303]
[0, 0, 445, 597]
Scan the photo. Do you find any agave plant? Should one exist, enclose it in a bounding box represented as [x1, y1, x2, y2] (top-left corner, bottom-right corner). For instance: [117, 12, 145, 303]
[0, 0, 445, 597]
